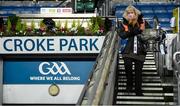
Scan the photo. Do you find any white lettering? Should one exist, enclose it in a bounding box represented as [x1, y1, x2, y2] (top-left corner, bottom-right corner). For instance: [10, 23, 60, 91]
[53, 76, 62, 80]
[63, 76, 80, 80]
[29, 76, 80, 81]
[39, 62, 71, 75]
[46, 76, 53, 80]
[30, 76, 46, 80]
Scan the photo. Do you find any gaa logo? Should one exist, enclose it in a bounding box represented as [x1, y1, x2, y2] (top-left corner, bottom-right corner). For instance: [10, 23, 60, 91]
[39, 62, 71, 75]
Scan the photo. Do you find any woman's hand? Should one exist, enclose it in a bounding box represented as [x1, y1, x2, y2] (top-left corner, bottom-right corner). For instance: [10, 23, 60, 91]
[133, 27, 142, 35]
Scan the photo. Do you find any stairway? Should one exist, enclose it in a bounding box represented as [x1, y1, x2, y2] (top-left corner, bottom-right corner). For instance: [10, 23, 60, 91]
[113, 52, 174, 105]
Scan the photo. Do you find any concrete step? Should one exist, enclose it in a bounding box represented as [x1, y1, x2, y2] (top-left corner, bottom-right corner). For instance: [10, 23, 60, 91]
[145, 56, 155, 60]
[118, 83, 163, 87]
[119, 64, 156, 68]
[118, 76, 161, 79]
[119, 56, 155, 60]
[118, 82, 175, 87]
[116, 101, 174, 105]
[146, 52, 154, 54]
[117, 92, 174, 97]
[119, 57, 155, 61]
[118, 71, 159, 76]
[118, 78, 161, 83]
[118, 87, 163, 91]
[119, 61, 156, 65]
[117, 96, 164, 101]
[146, 54, 154, 57]
[119, 59, 156, 62]
[118, 67, 157, 71]
[119, 52, 154, 55]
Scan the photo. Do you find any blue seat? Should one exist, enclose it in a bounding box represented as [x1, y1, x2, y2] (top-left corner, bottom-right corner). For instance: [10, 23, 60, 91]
[155, 13, 172, 19]
[143, 13, 154, 19]
[32, 11, 40, 14]
[20, 10, 33, 14]
[141, 9, 153, 14]
[166, 6, 175, 12]
[0, 6, 23, 15]
[153, 6, 167, 13]
[0, 5, 41, 15]
[154, 10, 167, 13]
[21, 6, 40, 14]
[115, 11, 123, 18]
[0, 13, 15, 17]
[115, 5, 127, 11]
[161, 23, 170, 28]
[0, 6, 13, 11]
[159, 17, 170, 21]
[139, 6, 153, 11]
[114, 2, 178, 24]
[153, 6, 166, 10]
[24, 8, 40, 12]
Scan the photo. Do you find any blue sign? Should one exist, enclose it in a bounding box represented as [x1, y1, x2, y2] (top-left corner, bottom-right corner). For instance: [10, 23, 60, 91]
[3, 60, 95, 84]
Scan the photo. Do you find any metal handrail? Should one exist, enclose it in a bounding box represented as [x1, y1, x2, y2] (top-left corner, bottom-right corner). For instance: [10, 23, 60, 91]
[77, 26, 118, 105]
[92, 31, 118, 105]
[77, 31, 111, 105]
[173, 51, 180, 105]
[173, 51, 180, 79]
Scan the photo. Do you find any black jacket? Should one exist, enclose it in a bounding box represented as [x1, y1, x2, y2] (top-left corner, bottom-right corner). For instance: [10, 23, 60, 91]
[118, 15, 147, 61]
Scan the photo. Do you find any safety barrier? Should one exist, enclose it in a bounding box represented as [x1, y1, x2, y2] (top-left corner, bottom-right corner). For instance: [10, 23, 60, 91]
[173, 51, 180, 105]
[77, 26, 119, 105]
[150, 16, 168, 77]
[173, 52, 180, 79]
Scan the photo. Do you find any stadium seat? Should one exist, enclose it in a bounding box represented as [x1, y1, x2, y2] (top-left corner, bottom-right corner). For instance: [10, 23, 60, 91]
[114, 3, 178, 28]
[84, 0, 95, 12]
[115, 10, 123, 18]
[115, 5, 127, 11]
[76, 0, 84, 12]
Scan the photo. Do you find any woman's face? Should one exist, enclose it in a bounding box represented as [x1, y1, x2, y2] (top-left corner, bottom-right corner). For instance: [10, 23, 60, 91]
[127, 10, 135, 20]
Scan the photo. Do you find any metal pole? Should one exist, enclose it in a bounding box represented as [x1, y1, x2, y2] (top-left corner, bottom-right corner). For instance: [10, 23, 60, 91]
[0, 58, 3, 105]
[105, 0, 107, 16]
[100, 8, 102, 16]
[178, 8, 180, 44]
[106, 0, 109, 16]
[74, 0, 77, 13]
[103, 3, 105, 16]
[178, 81, 180, 105]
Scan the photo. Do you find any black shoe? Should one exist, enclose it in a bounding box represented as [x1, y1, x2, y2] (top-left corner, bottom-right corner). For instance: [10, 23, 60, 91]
[126, 87, 133, 93]
[135, 91, 143, 96]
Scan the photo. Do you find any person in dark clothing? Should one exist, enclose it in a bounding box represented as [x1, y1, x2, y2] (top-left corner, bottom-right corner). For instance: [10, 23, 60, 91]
[118, 5, 147, 96]
[0, 18, 4, 32]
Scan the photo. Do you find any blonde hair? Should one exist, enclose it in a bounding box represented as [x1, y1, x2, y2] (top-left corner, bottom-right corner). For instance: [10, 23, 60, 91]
[123, 5, 141, 26]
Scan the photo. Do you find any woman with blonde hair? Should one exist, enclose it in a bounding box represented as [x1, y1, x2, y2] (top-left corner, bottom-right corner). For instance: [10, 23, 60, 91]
[118, 5, 146, 96]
